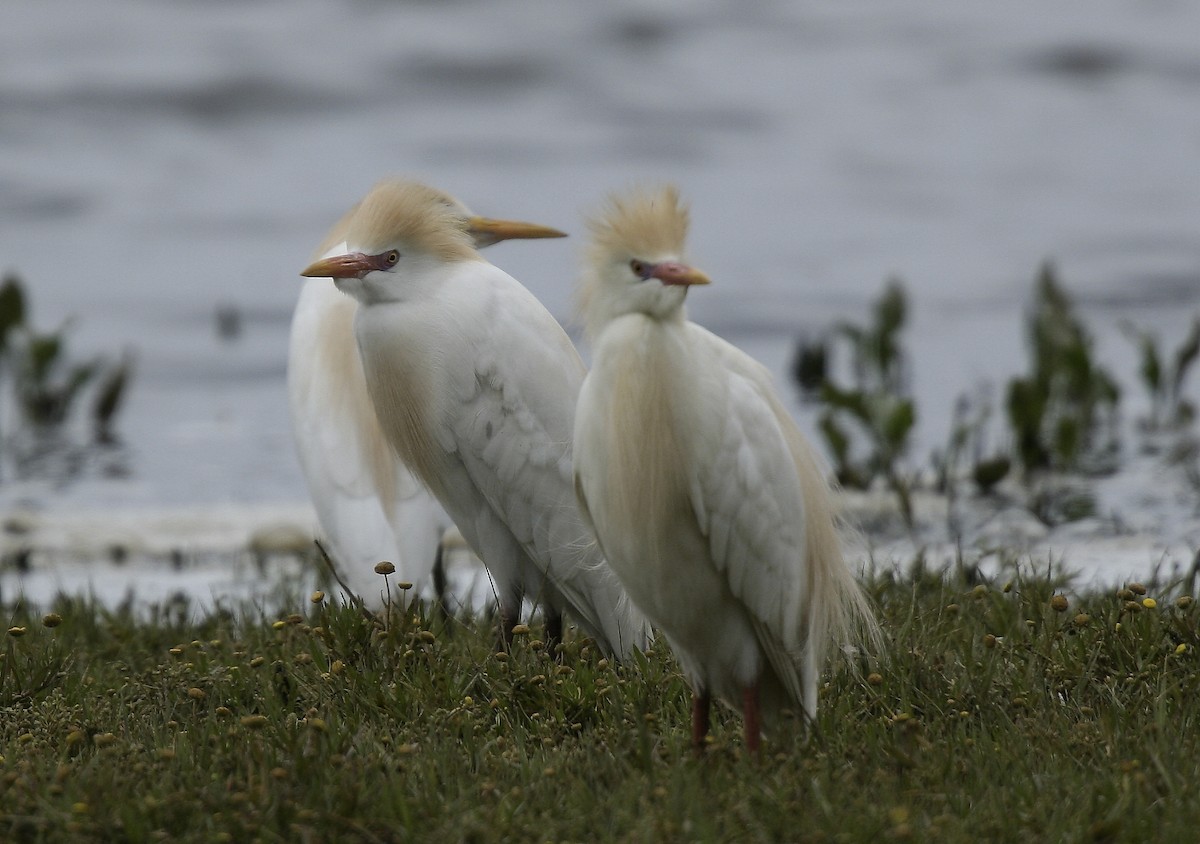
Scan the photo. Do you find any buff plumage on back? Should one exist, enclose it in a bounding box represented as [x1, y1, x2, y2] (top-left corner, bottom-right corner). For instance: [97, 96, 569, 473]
[346, 180, 479, 262]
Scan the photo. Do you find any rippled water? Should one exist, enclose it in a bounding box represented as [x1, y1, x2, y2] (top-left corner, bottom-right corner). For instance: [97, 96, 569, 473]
[2, 0, 1199, 577]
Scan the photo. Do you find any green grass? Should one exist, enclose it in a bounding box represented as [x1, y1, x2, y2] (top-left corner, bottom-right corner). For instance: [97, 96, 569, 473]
[3, 565, 1200, 843]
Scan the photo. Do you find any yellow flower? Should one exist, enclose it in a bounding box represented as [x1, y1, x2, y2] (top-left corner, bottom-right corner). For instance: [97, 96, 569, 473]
[1142, 598, 1157, 609]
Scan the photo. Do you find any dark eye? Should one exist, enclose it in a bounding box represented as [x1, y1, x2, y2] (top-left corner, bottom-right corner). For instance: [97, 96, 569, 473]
[629, 259, 649, 279]
[384, 250, 400, 267]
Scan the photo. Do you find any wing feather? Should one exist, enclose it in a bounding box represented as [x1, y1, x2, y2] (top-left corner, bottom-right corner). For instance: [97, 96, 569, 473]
[692, 326, 877, 667]
[440, 272, 650, 652]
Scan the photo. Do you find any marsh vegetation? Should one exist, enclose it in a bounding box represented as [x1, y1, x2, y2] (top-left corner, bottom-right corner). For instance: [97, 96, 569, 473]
[3, 564, 1200, 842]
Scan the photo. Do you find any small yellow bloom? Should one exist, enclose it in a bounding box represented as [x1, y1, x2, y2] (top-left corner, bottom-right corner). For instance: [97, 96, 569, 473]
[1175, 643, 1188, 655]
[397, 581, 413, 591]
[7, 626, 27, 638]
[1142, 598, 1158, 609]
[271, 620, 287, 630]
[511, 624, 531, 635]
[310, 591, 325, 604]
[1050, 595, 1069, 612]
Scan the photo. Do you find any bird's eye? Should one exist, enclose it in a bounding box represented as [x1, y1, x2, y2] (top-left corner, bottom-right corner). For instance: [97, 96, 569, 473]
[384, 250, 400, 267]
[629, 259, 649, 279]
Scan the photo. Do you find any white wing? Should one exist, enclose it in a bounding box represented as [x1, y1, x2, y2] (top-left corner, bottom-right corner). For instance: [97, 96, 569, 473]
[288, 276, 447, 603]
[690, 325, 874, 679]
[436, 266, 650, 652]
[673, 326, 810, 702]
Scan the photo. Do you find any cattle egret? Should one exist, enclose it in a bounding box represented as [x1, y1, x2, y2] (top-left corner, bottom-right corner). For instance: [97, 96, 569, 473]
[299, 179, 651, 657]
[289, 184, 567, 609]
[573, 186, 877, 751]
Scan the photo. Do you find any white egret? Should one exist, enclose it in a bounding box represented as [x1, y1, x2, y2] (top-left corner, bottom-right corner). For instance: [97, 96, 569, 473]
[299, 179, 651, 657]
[572, 186, 877, 750]
[289, 184, 567, 609]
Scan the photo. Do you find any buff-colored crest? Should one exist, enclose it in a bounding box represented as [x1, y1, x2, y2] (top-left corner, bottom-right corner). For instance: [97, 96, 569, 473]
[586, 184, 690, 265]
[578, 185, 691, 333]
[346, 180, 478, 262]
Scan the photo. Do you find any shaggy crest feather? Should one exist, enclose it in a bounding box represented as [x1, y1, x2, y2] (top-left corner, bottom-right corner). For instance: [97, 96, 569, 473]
[347, 180, 478, 261]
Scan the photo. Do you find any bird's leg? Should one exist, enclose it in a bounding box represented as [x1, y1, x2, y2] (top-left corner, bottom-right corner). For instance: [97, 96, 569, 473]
[742, 683, 762, 755]
[544, 611, 564, 659]
[497, 588, 522, 653]
[691, 689, 712, 754]
[498, 608, 517, 652]
[431, 542, 452, 637]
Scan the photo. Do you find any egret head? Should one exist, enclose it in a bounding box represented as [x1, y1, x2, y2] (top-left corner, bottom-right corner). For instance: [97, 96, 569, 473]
[579, 185, 710, 338]
[301, 179, 565, 303]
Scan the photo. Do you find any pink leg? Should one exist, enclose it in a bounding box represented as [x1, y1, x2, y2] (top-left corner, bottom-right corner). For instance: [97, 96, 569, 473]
[742, 684, 762, 754]
[692, 690, 712, 753]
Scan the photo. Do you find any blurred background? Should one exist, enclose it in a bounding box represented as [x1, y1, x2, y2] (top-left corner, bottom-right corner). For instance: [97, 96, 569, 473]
[2, 0, 1199, 597]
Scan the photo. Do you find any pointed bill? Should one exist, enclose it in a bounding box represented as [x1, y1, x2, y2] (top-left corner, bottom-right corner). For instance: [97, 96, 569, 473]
[466, 216, 567, 247]
[300, 252, 378, 279]
[649, 261, 711, 287]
